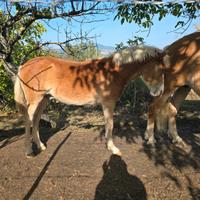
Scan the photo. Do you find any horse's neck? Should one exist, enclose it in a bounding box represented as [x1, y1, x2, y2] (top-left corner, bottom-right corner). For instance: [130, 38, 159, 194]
[118, 62, 141, 82]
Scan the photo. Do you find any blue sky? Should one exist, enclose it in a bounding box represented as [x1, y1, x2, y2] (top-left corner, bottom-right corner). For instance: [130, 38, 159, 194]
[41, 10, 199, 49]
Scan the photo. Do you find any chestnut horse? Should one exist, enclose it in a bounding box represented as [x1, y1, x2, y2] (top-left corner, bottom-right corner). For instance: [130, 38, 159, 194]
[145, 32, 200, 147]
[14, 45, 168, 157]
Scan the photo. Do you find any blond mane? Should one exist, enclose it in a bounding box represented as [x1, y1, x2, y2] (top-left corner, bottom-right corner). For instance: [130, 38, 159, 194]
[112, 45, 163, 65]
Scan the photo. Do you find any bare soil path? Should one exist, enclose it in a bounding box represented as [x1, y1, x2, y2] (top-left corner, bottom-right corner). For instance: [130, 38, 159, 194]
[0, 103, 200, 200]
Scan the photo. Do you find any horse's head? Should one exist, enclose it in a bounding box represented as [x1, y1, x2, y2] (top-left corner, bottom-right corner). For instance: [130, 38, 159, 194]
[142, 52, 170, 96]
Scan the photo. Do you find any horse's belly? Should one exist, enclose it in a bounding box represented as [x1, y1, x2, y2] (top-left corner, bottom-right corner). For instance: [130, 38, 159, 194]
[50, 88, 98, 106]
[59, 96, 97, 105]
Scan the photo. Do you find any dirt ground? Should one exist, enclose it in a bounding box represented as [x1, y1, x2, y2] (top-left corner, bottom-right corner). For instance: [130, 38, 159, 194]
[0, 101, 200, 200]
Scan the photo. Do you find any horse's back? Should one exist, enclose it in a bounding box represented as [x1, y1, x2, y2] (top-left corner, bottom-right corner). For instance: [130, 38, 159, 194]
[165, 32, 200, 88]
[19, 56, 63, 90]
[166, 32, 200, 56]
[18, 56, 99, 105]
[19, 56, 85, 83]
[166, 32, 200, 69]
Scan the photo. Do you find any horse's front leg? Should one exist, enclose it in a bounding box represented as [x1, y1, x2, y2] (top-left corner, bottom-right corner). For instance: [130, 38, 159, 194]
[32, 98, 48, 153]
[24, 117, 33, 157]
[167, 103, 188, 148]
[145, 95, 169, 145]
[145, 104, 156, 145]
[166, 102, 178, 142]
[102, 101, 121, 156]
[168, 86, 191, 147]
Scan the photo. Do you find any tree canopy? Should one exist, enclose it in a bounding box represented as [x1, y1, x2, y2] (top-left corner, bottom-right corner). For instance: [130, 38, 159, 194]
[115, 1, 200, 30]
[0, 0, 200, 79]
[0, 0, 199, 107]
[0, 0, 109, 78]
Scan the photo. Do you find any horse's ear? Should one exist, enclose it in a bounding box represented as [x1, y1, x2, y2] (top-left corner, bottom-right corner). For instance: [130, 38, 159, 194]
[159, 50, 170, 69]
[162, 53, 171, 69]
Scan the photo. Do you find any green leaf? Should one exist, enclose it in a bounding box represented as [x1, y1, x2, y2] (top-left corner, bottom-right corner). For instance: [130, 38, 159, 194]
[121, 18, 125, 24]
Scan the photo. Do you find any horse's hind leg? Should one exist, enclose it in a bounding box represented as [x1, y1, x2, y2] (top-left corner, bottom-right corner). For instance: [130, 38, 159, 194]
[171, 86, 191, 110]
[17, 104, 33, 156]
[26, 97, 45, 157]
[145, 90, 175, 145]
[32, 97, 48, 152]
[25, 103, 39, 157]
[24, 114, 33, 157]
[102, 101, 121, 156]
[167, 86, 191, 145]
[145, 103, 156, 145]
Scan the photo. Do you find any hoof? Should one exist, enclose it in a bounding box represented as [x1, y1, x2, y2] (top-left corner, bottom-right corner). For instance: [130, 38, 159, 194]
[172, 136, 182, 144]
[38, 143, 46, 152]
[174, 139, 191, 152]
[147, 141, 156, 148]
[107, 142, 122, 156]
[26, 152, 35, 158]
[146, 136, 156, 147]
[25, 147, 34, 158]
[144, 132, 150, 140]
[107, 146, 122, 156]
[172, 137, 186, 147]
[109, 146, 122, 156]
[113, 149, 122, 156]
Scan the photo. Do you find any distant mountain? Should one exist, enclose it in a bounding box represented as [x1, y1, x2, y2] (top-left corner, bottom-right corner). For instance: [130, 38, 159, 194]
[46, 43, 115, 57]
[97, 44, 115, 51]
[97, 44, 115, 56]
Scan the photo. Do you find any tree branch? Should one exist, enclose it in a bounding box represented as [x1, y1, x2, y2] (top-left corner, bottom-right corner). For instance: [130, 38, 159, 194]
[9, 17, 36, 47]
[0, 0, 113, 81]
[21, 35, 94, 63]
[1, 59, 17, 81]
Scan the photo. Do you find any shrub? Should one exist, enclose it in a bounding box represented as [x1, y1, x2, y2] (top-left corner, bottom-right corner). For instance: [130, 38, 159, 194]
[118, 77, 152, 113]
[0, 64, 14, 108]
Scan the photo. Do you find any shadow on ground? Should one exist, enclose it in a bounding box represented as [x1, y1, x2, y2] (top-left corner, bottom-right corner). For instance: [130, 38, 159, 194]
[1, 101, 200, 171]
[140, 101, 200, 170]
[0, 112, 68, 149]
[94, 155, 147, 200]
[1, 101, 200, 199]
[23, 132, 72, 200]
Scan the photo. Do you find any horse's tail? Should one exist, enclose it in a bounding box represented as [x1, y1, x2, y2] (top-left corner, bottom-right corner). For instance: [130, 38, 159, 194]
[14, 73, 27, 115]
